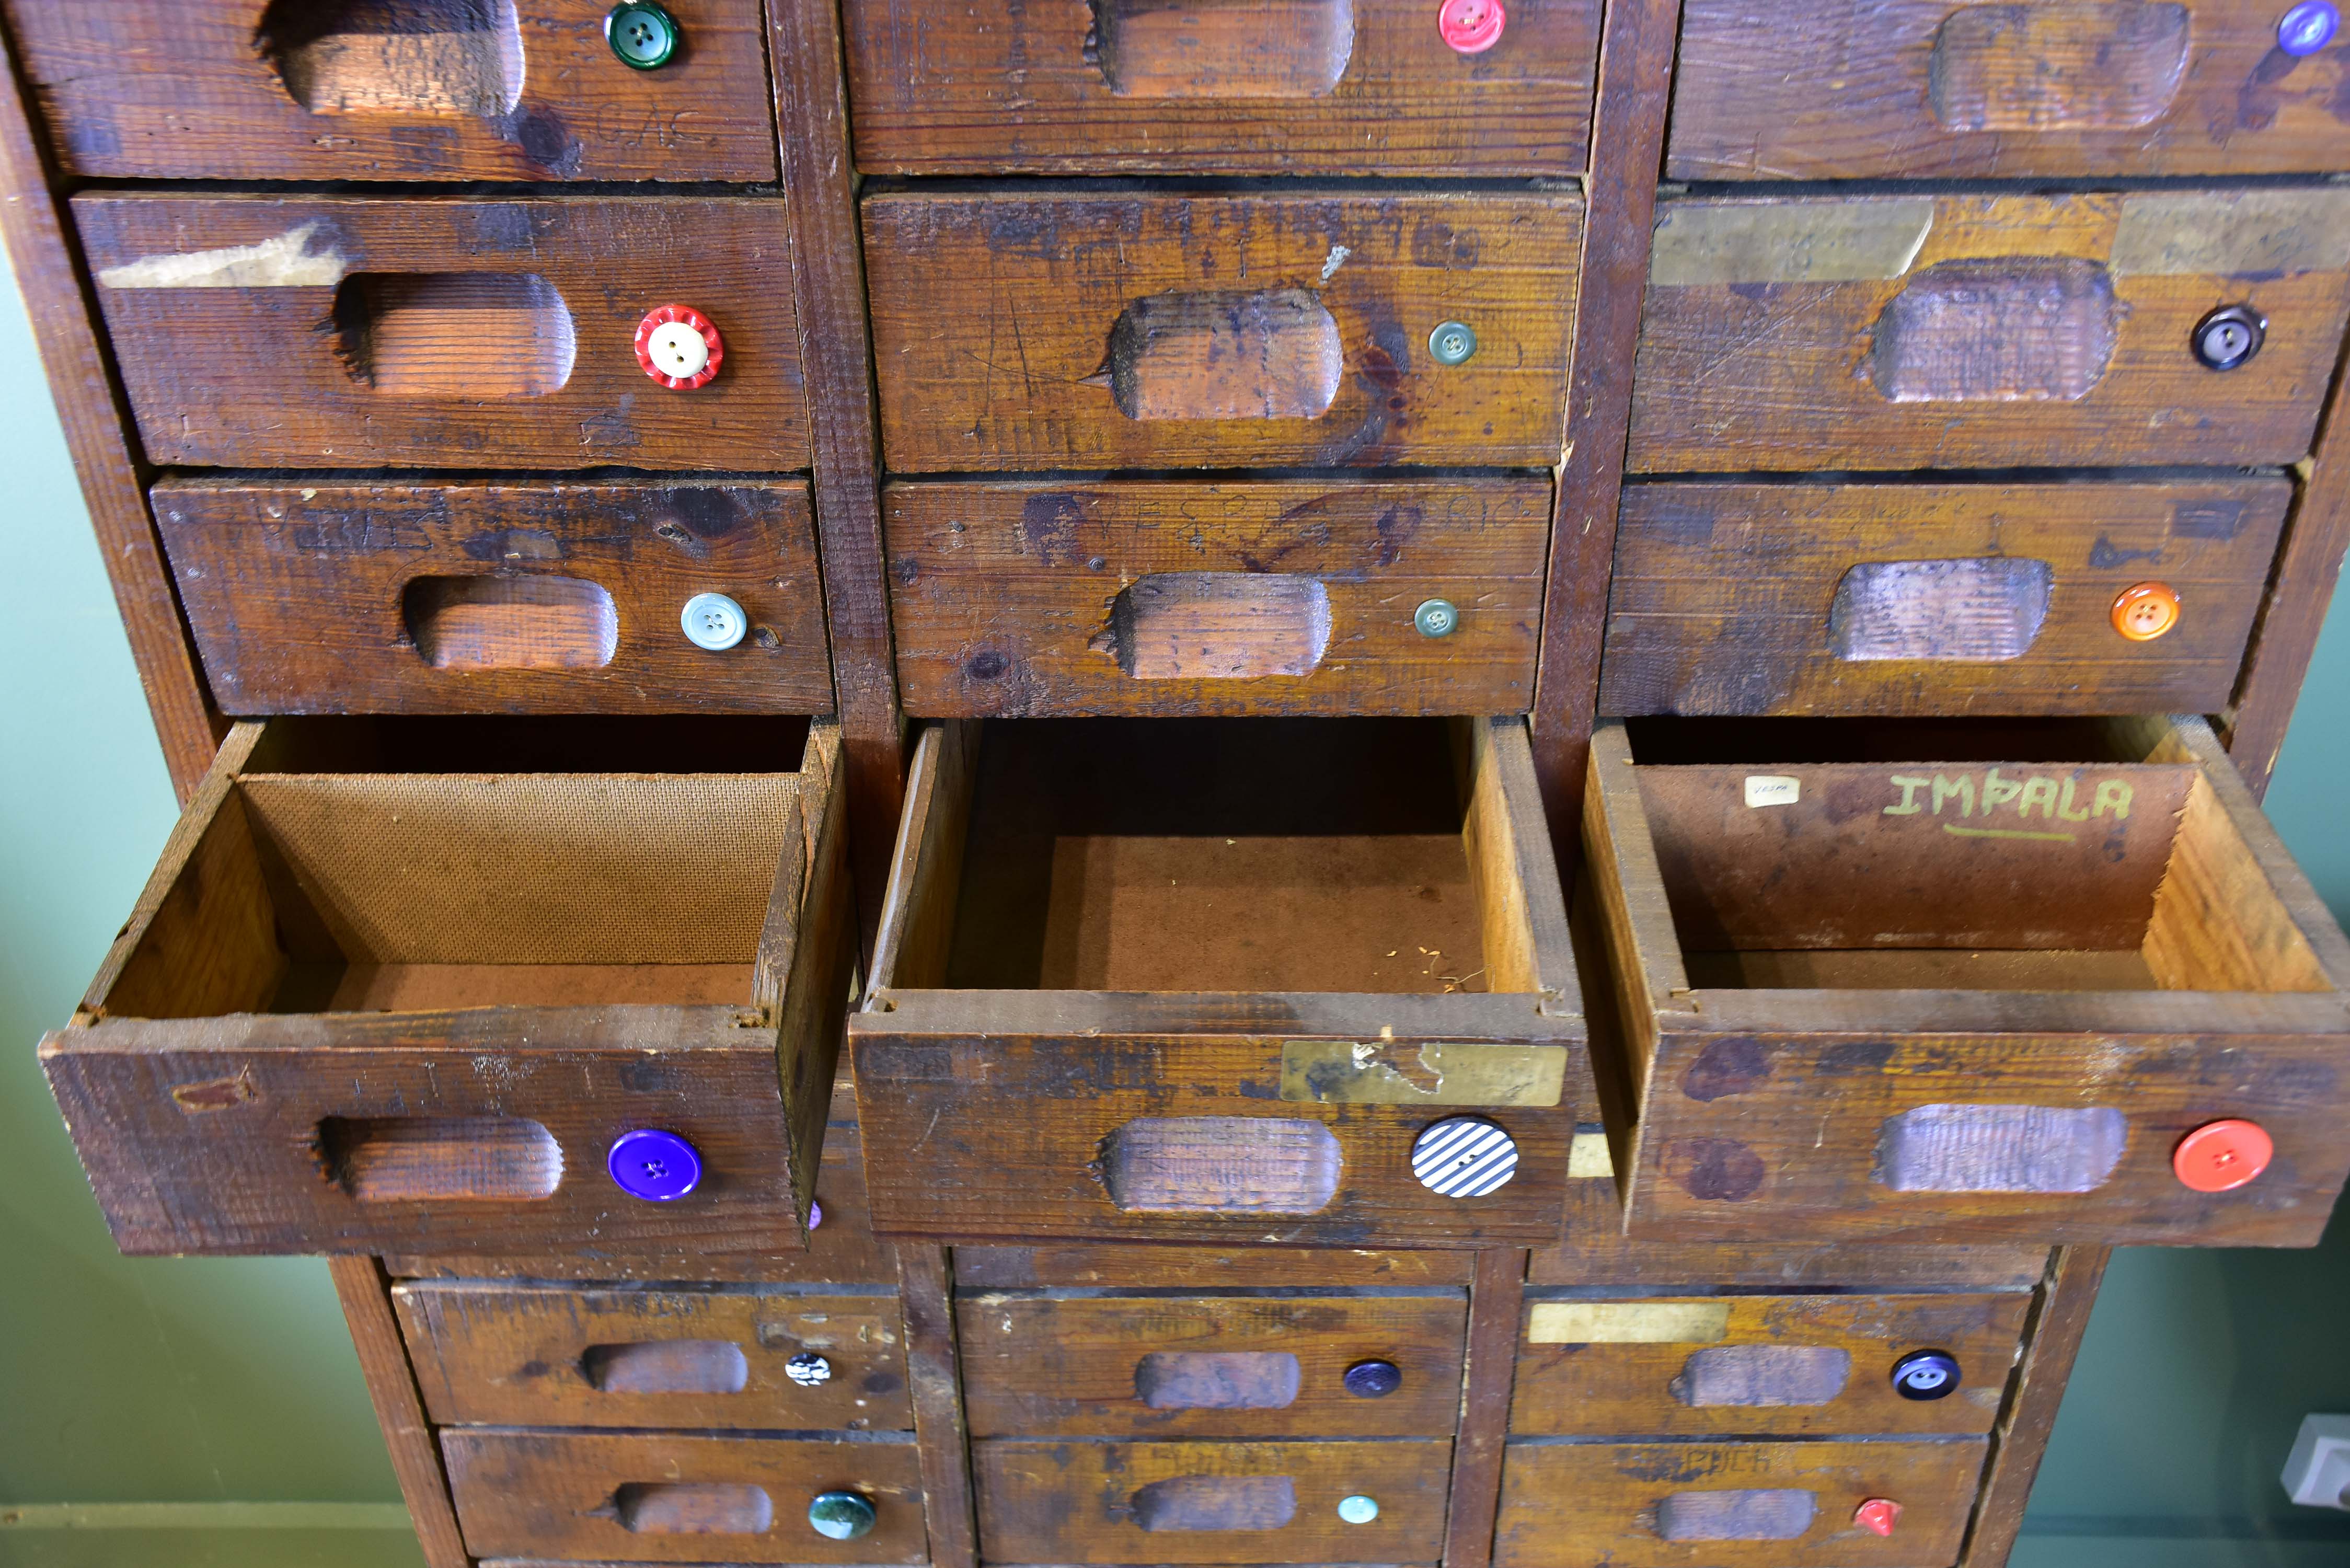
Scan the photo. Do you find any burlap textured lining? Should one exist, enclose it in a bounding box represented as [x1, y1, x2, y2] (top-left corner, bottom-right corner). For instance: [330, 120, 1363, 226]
[239, 773, 800, 966]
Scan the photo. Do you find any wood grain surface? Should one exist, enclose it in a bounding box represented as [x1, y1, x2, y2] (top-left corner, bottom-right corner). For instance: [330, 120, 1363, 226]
[842, 0, 1600, 175]
[156, 478, 832, 715]
[1494, 1437, 1986, 1567]
[886, 478, 1549, 717]
[866, 191, 1581, 470]
[974, 1438, 1452, 1563]
[953, 1246, 1477, 1287]
[8, 0, 778, 180]
[394, 1282, 911, 1429]
[1672, 0, 2350, 181]
[1628, 191, 2350, 471]
[1601, 478, 2290, 717]
[958, 1294, 1467, 1436]
[1960, 1247, 2105, 1565]
[75, 194, 807, 470]
[330, 1258, 471, 1568]
[1444, 1248, 1530, 1568]
[1512, 1293, 2029, 1437]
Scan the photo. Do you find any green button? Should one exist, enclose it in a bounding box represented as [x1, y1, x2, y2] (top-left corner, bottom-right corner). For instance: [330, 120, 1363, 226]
[1415, 598, 1460, 638]
[1429, 320, 1478, 365]
[606, 0, 679, 68]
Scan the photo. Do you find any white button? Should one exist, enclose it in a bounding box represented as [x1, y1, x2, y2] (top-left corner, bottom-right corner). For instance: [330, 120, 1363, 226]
[681, 592, 748, 651]
[646, 319, 710, 380]
[1338, 1495, 1380, 1525]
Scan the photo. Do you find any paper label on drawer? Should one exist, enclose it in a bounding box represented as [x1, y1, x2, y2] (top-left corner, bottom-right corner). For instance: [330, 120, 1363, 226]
[1280, 1041, 1565, 1106]
[1527, 1301, 1732, 1344]
[1743, 775, 1801, 808]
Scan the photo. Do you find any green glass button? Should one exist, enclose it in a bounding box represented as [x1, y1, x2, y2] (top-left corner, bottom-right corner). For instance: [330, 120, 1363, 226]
[1415, 598, 1460, 638]
[1429, 320, 1478, 365]
[606, 0, 680, 68]
[809, 1491, 877, 1541]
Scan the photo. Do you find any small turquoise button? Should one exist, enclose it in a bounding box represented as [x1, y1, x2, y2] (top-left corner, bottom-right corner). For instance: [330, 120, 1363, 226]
[1338, 1495, 1380, 1525]
[606, 0, 680, 68]
[810, 1491, 877, 1540]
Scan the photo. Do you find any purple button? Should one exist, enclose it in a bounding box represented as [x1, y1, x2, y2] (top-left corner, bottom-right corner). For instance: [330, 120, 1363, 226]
[607, 1128, 702, 1202]
[2280, 1, 2339, 55]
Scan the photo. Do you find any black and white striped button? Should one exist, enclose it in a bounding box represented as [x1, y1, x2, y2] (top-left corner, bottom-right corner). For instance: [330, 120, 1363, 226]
[1411, 1117, 1518, 1197]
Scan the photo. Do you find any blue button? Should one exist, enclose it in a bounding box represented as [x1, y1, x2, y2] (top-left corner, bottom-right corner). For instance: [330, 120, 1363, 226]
[1891, 1348, 1961, 1401]
[2280, 1, 2339, 55]
[607, 1128, 702, 1202]
[1344, 1360, 1403, 1398]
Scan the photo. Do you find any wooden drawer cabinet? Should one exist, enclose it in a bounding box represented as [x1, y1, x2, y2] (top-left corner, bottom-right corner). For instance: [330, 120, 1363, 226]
[960, 1294, 1468, 1437]
[395, 1283, 912, 1431]
[443, 1429, 927, 1563]
[865, 191, 1582, 471]
[1511, 1293, 2028, 1437]
[886, 479, 1550, 718]
[957, 1246, 1476, 1288]
[974, 1438, 1453, 1563]
[1585, 716, 2350, 1247]
[157, 479, 832, 717]
[1672, 0, 2350, 181]
[1599, 477, 2289, 718]
[851, 716, 1587, 1248]
[842, 0, 1603, 176]
[4, 0, 777, 182]
[1628, 189, 2350, 472]
[76, 194, 807, 471]
[41, 716, 852, 1256]
[1494, 1438, 1986, 1567]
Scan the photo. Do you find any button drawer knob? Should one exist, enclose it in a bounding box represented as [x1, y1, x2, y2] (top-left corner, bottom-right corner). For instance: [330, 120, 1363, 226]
[1337, 1495, 1381, 1524]
[2192, 304, 2265, 371]
[681, 592, 749, 651]
[1429, 320, 1479, 365]
[809, 1491, 877, 1540]
[606, 1, 681, 68]
[1344, 1359, 1403, 1398]
[636, 304, 724, 389]
[2174, 1119, 2274, 1193]
[786, 1353, 834, 1386]
[1411, 1117, 1518, 1196]
[1891, 1348, 1962, 1401]
[1439, 0, 1506, 54]
[2111, 581, 2181, 641]
[2280, 1, 2340, 55]
[1415, 597, 1460, 638]
[607, 1128, 702, 1202]
[1854, 1498, 1903, 1537]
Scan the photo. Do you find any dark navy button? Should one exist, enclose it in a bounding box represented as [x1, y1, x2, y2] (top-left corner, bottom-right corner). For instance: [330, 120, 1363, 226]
[2193, 304, 2266, 371]
[1891, 1348, 1961, 1401]
[607, 1128, 702, 1202]
[2280, 1, 2340, 55]
[1344, 1359, 1403, 1398]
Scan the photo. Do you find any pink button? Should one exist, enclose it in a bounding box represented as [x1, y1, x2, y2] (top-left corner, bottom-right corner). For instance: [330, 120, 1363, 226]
[2173, 1120, 2274, 1194]
[1854, 1499, 1902, 1538]
[1439, 0, 1506, 53]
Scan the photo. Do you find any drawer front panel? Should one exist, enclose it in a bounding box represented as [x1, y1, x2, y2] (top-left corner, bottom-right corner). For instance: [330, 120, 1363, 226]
[443, 1429, 926, 1563]
[1672, 0, 2350, 182]
[888, 479, 1550, 718]
[8, 0, 778, 181]
[1494, 1438, 1984, 1567]
[41, 1014, 815, 1256]
[850, 1026, 1585, 1248]
[1511, 1294, 2027, 1437]
[1600, 478, 2289, 717]
[76, 195, 807, 470]
[158, 479, 832, 716]
[960, 1294, 1468, 1437]
[956, 1246, 1476, 1288]
[1628, 191, 2350, 472]
[866, 192, 1582, 471]
[975, 1438, 1452, 1563]
[843, 0, 1601, 176]
[396, 1284, 912, 1430]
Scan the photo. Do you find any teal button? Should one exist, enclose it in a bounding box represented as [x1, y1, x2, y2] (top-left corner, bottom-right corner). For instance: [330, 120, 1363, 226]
[1415, 598, 1460, 638]
[1429, 320, 1478, 365]
[809, 1491, 877, 1541]
[606, 0, 679, 68]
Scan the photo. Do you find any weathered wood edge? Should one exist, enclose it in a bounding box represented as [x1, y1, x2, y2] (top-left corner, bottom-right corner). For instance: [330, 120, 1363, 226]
[1527, 0, 1686, 882]
[0, 18, 222, 797]
[1477, 717, 1583, 1017]
[1442, 1248, 1529, 1568]
[1958, 1246, 2112, 1568]
[866, 720, 978, 1001]
[899, 1244, 977, 1568]
[328, 1255, 471, 1568]
[778, 718, 852, 1233]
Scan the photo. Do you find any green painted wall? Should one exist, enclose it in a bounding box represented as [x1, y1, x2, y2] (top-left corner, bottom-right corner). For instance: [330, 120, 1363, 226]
[4, 244, 2350, 1565]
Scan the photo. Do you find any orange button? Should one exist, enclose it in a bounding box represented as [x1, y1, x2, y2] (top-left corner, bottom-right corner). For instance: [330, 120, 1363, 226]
[2112, 581, 2182, 641]
[2173, 1120, 2274, 1193]
[1854, 1499, 1902, 1537]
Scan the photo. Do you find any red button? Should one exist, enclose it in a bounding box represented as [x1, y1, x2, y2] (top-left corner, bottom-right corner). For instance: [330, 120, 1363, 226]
[1439, 0, 1506, 53]
[1854, 1499, 1902, 1538]
[635, 303, 724, 390]
[2173, 1120, 2274, 1193]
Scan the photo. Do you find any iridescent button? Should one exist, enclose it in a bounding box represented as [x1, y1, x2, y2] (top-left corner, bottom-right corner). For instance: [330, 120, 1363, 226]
[2280, 1, 2340, 55]
[809, 1491, 877, 1541]
[1338, 1495, 1380, 1525]
[607, 1128, 702, 1202]
[2173, 1119, 2274, 1193]
[1344, 1360, 1403, 1399]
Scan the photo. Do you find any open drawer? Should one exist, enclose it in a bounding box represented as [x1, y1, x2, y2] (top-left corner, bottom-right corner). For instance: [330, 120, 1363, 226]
[1585, 716, 2350, 1247]
[850, 716, 1588, 1248]
[42, 715, 853, 1256]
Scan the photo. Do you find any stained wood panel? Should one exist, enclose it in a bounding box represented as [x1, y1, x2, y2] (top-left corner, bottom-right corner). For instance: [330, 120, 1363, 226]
[6, 0, 778, 181]
[959, 1294, 1467, 1436]
[866, 191, 1581, 471]
[1512, 1293, 2029, 1437]
[887, 479, 1551, 717]
[75, 194, 806, 470]
[157, 479, 832, 716]
[1672, 0, 2350, 181]
[1600, 478, 2289, 717]
[1494, 1438, 1985, 1567]
[395, 1283, 912, 1430]
[842, 0, 1600, 175]
[1628, 190, 2350, 471]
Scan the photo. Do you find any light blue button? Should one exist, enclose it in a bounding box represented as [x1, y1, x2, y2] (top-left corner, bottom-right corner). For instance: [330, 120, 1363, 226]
[681, 592, 748, 651]
[1338, 1495, 1380, 1525]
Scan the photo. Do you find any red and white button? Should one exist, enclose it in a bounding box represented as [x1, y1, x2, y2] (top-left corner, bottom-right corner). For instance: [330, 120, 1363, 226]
[2173, 1119, 2274, 1193]
[635, 303, 724, 389]
[1439, 0, 1506, 53]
